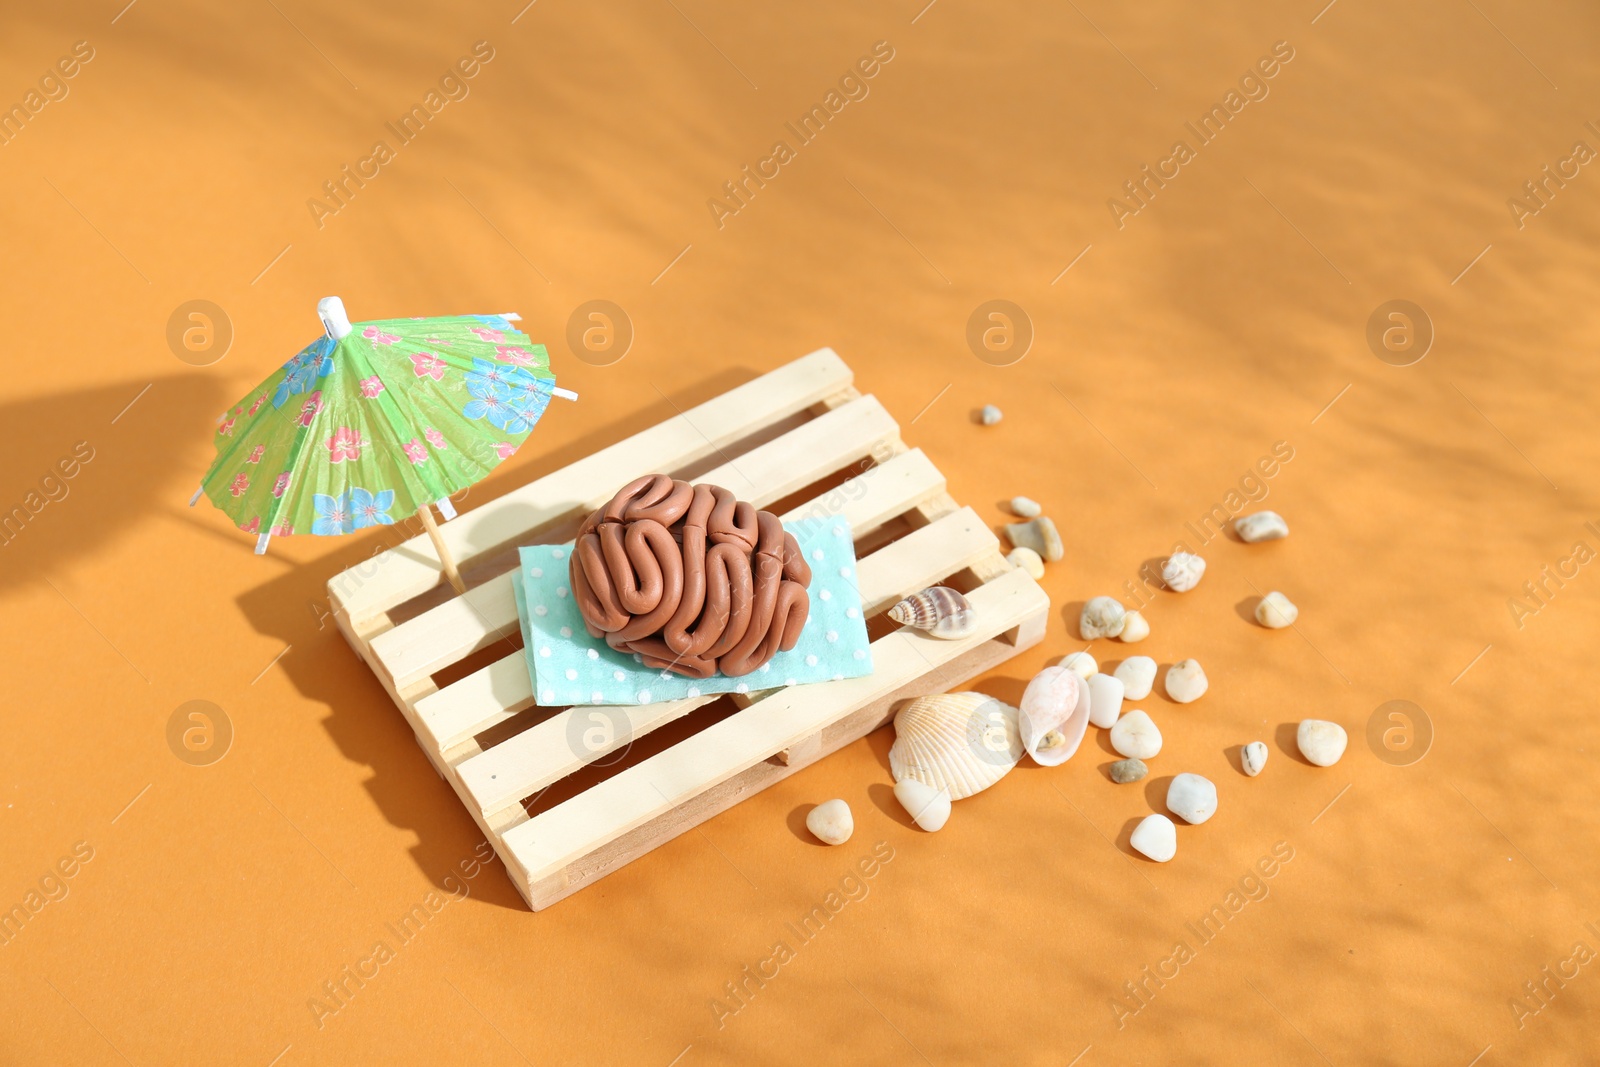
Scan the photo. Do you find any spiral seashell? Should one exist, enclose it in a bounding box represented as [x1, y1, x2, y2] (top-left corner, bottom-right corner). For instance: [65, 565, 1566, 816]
[1018, 666, 1088, 767]
[888, 692, 1021, 800]
[887, 586, 976, 640]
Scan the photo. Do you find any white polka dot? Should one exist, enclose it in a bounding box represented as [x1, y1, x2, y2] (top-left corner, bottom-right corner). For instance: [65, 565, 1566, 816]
[633, 653, 644, 664]
[541, 689, 555, 702]
[736, 683, 749, 694]
[838, 567, 851, 578]
[560, 626, 572, 638]
[832, 524, 845, 537]
[534, 604, 548, 616]
[538, 646, 551, 658]
[826, 630, 838, 642]
[587, 648, 599, 660]
[805, 654, 818, 666]
[530, 567, 544, 578]
[556, 586, 569, 598]
[658, 671, 671, 681]
[613, 670, 626, 681]
[853, 649, 866, 660]
[785, 678, 796, 686]
[846, 607, 860, 619]
[832, 673, 843, 682]
[759, 663, 770, 673]
[551, 547, 565, 559]
[564, 668, 577, 680]
[637, 689, 652, 704]
[819, 589, 832, 601]
[591, 691, 603, 703]
[687, 687, 701, 698]
[811, 549, 824, 561]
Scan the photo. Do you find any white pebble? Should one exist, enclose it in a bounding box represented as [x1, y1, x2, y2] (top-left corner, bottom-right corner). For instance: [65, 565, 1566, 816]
[1235, 511, 1289, 542]
[805, 799, 854, 845]
[1163, 552, 1206, 592]
[894, 779, 951, 832]
[1117, 609, 1149, 643]
[1297, 720, 1348, 767]
[1086, 673, 1124, 729]
[1113, 656, 1156, 700]
[1061, 651, 1097, 680]
[1009, 495, 1041, 518]
[1110, 709, 1162, 759]
[1256, 591, 1298, 629]
[1242, 741, 1268, 777]
[1166, 773, 1217, 825]
[979, 404, 1003, 426]
[1130, 814, 1177, 862]
[1164, 659, 1208, 703]
[1079, 596, 1126, 640]
[1007, 546, 1045, 579]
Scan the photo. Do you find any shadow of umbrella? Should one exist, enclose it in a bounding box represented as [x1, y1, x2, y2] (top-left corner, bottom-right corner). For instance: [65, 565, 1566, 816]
[0, 374, 234, 595]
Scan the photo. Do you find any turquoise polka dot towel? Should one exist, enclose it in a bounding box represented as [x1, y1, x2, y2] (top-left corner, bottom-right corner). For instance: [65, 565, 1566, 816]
[513, 519, 874, 706]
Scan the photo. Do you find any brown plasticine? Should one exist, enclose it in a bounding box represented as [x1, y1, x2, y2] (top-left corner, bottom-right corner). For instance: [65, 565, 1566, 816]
[569, 477, 811, 677]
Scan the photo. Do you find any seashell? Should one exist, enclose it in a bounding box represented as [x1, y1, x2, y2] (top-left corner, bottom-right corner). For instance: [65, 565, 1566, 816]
[1162, 552, 1206, 592]
[1235, 511, 1289, 542]
[1131, 814, 1177, 862]
[1007, 546, 1045, 579]
[1005, 517, 1063, 562]
[1297, 720, 1347, 767]
[1255, 591, 1298, 629]
[1079, 596, 1126, 640]
[1086, 673, 1125, 728]
[895, 779, 951, 831]
[889, 692, 1022, 800]
[979, 404, 1003, 426]
[888, 586, 977, 640]
[1009, 495, 1041, 518]
[1166, 773, 1217, 824]
[805, 799, 853, 845]
[1114, 655, 1156, 700]
[1118, 609, 1149, 642]
[1061, 651, 1097, 679]
[1110, 758, 1147, 784]
[1164, 659, 1208, 703]
[1241, 741, 1268, 777]
[1110, 709, 1162, 759]
[1018, 667, 1088, 766]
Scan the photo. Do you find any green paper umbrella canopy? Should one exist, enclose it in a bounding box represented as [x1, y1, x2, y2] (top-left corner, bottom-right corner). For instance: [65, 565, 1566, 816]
[193, 297, 572, 557]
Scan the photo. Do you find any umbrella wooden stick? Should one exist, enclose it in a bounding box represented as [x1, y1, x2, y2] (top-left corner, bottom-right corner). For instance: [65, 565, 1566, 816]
[417, 502, 466, 594]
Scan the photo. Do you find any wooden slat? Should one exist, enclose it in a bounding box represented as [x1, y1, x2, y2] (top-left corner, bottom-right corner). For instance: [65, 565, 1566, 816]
[456, 496, 988, 818]
[416, 447, 947, 755]
[369, 393, 900, 693]
[503, 565, 1047, 884]
[328, 348, 853, 626]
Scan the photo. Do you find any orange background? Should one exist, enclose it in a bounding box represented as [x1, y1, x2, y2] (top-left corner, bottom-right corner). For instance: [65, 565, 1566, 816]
[4, 1, 1599, 1063]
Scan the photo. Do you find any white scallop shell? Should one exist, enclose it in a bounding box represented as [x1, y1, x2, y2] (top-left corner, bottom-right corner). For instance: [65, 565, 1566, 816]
[889, 692, 1022, 800]
[1018, 666, 1089, 766]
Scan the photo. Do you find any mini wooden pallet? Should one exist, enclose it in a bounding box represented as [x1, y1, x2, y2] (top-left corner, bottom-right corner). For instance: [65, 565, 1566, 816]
[329, 349, 1050, 909]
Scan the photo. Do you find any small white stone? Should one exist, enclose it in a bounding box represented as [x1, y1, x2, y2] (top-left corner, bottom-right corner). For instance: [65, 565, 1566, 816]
[1086, 673, 1124, 729]
[1256, 591, 1298, 629]
[979, 404, 1003, 426]
[1061, 651, 1097, 680]
[1130, 814, 1177, 862]
[1235, 511, 1289, 542]
[1007, 546, 1045, 579]
[1117, 610, 1150, 643]
[1297, 720, 1348, 767]
[1080, 596, 1126, 640]
[1166, 773, 1217, 825]
[1162, 552, 1206, 592]
[1164, 659, 1208, 703]
[806, 799, 854, 845]
[1242, 741, 1269, 777]
[1009, 495, 1041, 518]
[1113, 656, 1156, 700]
[1109, 709, 1162, 759]
[894, 779, 951, 832]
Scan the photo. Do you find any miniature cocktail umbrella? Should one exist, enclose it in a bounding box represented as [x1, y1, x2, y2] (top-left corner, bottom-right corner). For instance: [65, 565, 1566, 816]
[191, 296, 574, 593]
